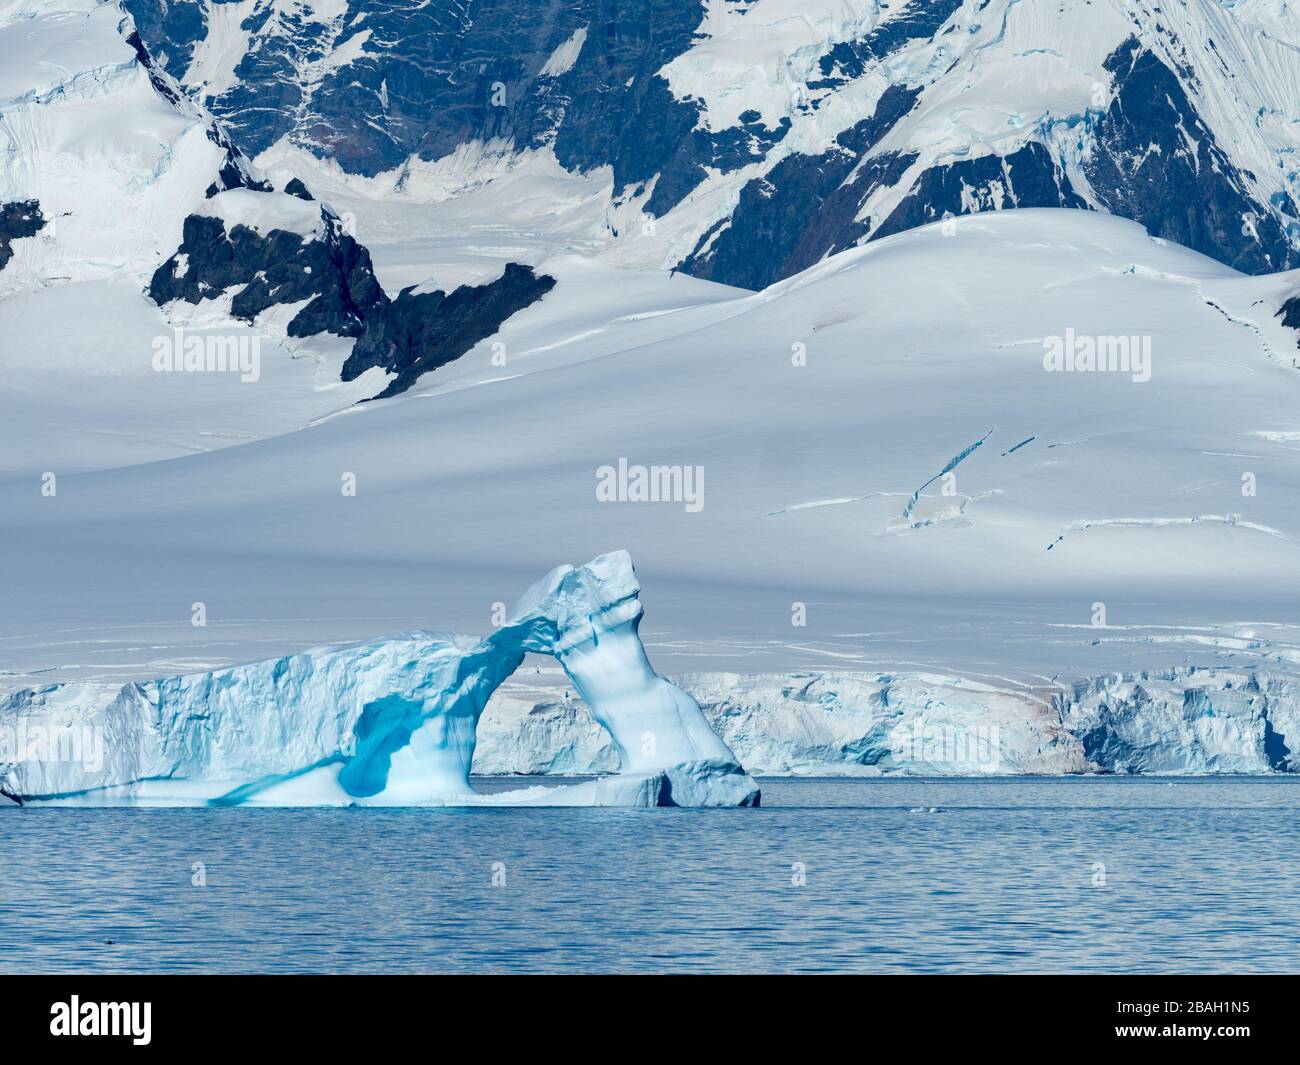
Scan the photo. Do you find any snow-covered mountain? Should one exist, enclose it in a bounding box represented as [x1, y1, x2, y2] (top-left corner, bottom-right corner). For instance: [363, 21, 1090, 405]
[4, 0, 1300, 783]
[122, 0, 1300, 287]
[0, 0, 555, 439]
[5, 203, 1300, 777]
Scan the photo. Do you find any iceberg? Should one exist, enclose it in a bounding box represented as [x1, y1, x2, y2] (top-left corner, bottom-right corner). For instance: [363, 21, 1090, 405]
[0, 552, 759, 807]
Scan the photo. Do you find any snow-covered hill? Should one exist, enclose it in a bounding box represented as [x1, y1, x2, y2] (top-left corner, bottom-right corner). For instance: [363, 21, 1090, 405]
[0, 0, 558, 469]
[122, 0, 1300, 286]
[0, 0, 363, 467]
[4, 206, 1300, 774]
[4, 1, 1300, 780]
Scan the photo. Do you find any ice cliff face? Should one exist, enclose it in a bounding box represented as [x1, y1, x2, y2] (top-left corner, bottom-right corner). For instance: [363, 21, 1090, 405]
[1062, 671, 1300, 775]
[9, 652, 1297, 798]
[0, 552, 760, 807]
[469, 667, 1300, 777]
[122, 0, 1300, 286]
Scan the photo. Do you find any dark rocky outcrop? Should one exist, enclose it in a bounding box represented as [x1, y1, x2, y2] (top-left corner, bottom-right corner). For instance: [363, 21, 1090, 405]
[150, 212, 385, 337]
[681, 85, 920, 288]
[120, 0, 772, 215]
[151, 211, 554, 396]
[124, 27, 271, 199]
[682, 109, 1085, 289]
[0, 200, 46, 272]
[873, 141, 1086, 240]
[126, 4, 552, 398]
[284, 177, 314, 201]
[811, 0, 965, 89]
[123, 27, 185, 108]
[1083, 37, 1300, 275]
[1277, 294, 1300, 351]
[121, 3, 1300, 289]
[342, 264, 557, 399]
[691, 35, 1299, 289]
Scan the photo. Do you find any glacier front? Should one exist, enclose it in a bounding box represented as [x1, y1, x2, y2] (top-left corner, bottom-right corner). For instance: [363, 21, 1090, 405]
[0, 551, 759, 808]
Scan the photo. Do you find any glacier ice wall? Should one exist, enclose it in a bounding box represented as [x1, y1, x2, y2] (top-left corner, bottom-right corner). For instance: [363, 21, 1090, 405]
[0, 552, 759, 807]
[469, 667, 1300, 777]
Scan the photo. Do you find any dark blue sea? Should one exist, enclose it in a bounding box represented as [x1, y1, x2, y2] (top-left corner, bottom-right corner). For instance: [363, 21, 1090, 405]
[3, 777, 1298, 973]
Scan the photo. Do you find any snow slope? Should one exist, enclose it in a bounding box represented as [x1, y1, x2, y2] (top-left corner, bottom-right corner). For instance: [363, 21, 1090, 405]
[0, 0, 391, 471]
[123, 0, 1300, 284]
[5, 2, 1300, 778]
[0, 0, 566, 468]
[3, 208, 1300, 776]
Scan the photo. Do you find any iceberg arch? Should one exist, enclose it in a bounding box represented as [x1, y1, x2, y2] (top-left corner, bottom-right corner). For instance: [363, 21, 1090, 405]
[0, 552, 759, 807]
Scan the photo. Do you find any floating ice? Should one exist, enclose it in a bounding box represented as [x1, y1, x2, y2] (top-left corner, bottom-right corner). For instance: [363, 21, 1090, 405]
[0, 552, 759, 807]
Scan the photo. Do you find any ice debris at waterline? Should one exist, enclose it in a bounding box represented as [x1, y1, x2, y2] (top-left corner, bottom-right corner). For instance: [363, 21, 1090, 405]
[0, 552, 759, 807]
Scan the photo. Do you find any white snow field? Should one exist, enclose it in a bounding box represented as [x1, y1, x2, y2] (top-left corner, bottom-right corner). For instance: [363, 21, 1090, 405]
[0, 552, 760, 806]
[0, 0, 384, 475]
[4, 0, 1300, 784]
[4, 207, 1300, 777]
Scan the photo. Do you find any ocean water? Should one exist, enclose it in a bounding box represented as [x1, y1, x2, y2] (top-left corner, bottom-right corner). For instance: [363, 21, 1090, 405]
[2, 777, 1299, 974]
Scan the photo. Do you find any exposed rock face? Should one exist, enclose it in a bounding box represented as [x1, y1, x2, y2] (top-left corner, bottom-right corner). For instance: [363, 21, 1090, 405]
[150, 210, 554, 394]
[1082, 37, 1299, 275]
[342, 264, 557, 398]
[873, 142, 1087, 240]
[120, 0, 768, 206]
[1276, 294, 1300, 351]
[681, 85, 922, 290]
[123, 27, 272, 199]
[687, 33, 1298, 287]
[0, 201, 46, 272]
[122, 2, 1300, 288]
[283, 177, 313, 201]
[681, 114, 1091, 289]
[116, 17, 556, 398]
[149, 211, 385, 338]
